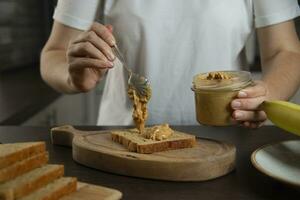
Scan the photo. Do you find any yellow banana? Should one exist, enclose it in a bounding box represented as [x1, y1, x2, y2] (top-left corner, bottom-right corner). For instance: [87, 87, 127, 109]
[262, 101, 300, 136]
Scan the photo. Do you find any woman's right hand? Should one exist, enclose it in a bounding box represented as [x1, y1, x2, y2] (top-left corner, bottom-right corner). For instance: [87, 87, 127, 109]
[66, 22, 116, 92]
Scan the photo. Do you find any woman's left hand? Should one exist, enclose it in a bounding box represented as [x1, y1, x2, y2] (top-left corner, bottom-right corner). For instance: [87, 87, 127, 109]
[231, 80, 270, 128]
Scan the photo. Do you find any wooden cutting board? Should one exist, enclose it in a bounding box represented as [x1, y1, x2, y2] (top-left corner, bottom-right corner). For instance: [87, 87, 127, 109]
[51, 125, 236, 181]
[61, 182, 122, 200]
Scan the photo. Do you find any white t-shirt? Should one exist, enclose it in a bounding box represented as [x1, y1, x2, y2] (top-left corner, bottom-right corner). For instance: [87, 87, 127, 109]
[53, 0, 300, 125]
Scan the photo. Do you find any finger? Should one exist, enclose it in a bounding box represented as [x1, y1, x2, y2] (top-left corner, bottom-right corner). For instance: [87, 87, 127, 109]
[232, 110, 267, 121]
[250, 122, 265, 128]
[72, 31, 115, 61]
[256, 121, 265, 128]
[105, 24, 113, 33]
[69, 72, 103, 93]
[71, 68, 107, 83]
[69, 57, 113, 71]
[231, 96, 266, 110]
[229, 117, 239, 125]
[243, 121, 250, 128]
[69, 65, 109, 91]
[90, 22, 116, 46]
[68, 42, 112, 63]
[92, 68, 108, 80]
[237, 81, 268, 98]
[242, 120, 265, 129]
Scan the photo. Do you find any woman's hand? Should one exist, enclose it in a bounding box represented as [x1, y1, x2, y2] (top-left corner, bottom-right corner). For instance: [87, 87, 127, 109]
[231, 80, 270, 128]
[67, 23, 116, 92]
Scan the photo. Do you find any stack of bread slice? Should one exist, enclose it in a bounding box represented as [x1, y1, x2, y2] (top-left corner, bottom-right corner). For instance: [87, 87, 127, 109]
[0, 142, 77, 200]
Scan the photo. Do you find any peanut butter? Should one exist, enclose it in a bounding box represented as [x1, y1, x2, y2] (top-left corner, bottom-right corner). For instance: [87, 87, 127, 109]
[127, 85, 173, 140]
[128, 87, 149, 134]
[143, 124, 174, 141]
[206, 72, 232, 80]
[192, 71, 252, 126]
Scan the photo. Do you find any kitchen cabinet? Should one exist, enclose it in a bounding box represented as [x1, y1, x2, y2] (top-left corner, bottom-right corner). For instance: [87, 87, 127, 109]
[22, 94, 86, 126]
[0, 0, 48, 71]
[22, 83, 104, 126]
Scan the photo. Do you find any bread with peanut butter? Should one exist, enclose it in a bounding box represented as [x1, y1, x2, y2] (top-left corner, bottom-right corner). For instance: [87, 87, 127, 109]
[111, 124, 196, 154]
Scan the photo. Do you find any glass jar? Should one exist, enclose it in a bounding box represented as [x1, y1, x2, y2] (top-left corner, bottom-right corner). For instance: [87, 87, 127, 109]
[192, 71, 253, 126]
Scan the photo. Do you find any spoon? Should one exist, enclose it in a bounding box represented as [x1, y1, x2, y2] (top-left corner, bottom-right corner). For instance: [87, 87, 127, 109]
[112, 45, 151, 98]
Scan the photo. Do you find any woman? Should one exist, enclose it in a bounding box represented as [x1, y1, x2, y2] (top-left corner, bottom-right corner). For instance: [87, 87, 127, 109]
[41, 0, 300, 128]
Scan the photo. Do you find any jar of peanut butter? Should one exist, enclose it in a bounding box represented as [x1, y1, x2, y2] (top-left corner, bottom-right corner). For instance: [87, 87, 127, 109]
[192, 71, 253, 126]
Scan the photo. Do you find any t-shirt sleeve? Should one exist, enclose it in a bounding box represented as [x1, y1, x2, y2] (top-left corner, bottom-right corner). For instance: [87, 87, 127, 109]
[253, 0, 300, 28]
[53, 0, 100, 30]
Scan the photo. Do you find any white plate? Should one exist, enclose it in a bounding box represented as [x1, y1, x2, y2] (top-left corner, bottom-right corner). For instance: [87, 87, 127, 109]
[251, 140, 300, 187]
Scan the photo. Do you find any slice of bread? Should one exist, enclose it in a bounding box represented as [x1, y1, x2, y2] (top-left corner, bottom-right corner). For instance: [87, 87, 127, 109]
[60, 182, 122, 200]
[0, 188, 13, 200]
[0, 152, 48, 183]
[19, 177, 77, 200]
[0, 164, 64, 199]
[0, 142, 45, 169]
[111, 129, 196, 153]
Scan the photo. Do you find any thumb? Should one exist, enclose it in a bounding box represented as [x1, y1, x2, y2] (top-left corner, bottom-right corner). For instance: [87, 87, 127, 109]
[105, 24, 114, 33]
[237, 80, 267, 98]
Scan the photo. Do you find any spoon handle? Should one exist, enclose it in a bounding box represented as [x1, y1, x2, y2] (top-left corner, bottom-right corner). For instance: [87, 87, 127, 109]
[112, 45, 131, 74]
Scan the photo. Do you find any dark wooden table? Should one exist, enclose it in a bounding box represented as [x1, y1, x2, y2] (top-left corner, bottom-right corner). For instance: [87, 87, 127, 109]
[0, 125, 299, 199]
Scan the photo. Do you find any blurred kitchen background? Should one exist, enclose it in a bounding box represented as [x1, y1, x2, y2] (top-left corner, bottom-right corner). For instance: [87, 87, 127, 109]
[0, 0, 299, 126]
